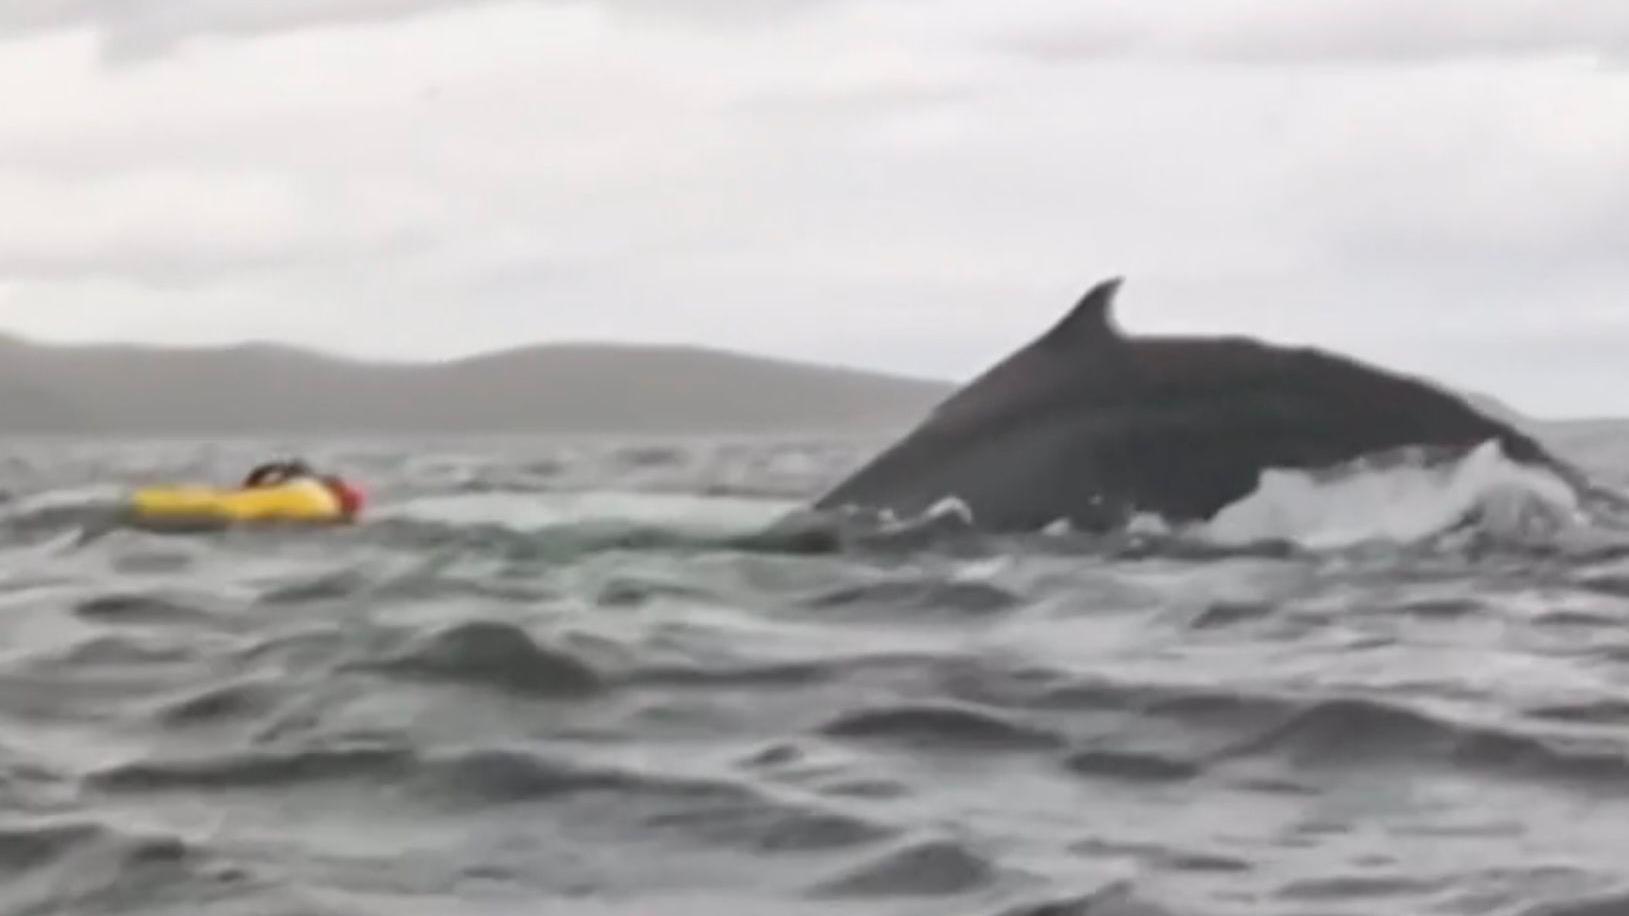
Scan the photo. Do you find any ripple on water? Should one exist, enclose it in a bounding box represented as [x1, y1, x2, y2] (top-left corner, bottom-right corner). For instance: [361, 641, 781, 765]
[43, 634, 198, 669]
[800, 578, 1022, 618]
[1220, 695, 1629, 787]
[631, 658, 836, 689]
[1577, 574, 1629, 598]
[0, 821, 229, 916]
[1275, 873, 1450, 903]
[1524, 699, 1629, 725]
[155, 681, 285, 728]
[0, 821, 105, 874]
[595, 575, 719, 608]
[1394, 597, 1486, 620]
[344, 744, 900, 856]
[818, 701, 1066, 751]
[361, 620, 602, 697]
[87, 744, 416, 793]
[1062, 747, 1203, 784]
[256, 570, 371, 606]
[991, 881, 1187, 916]
[1186, 600, 1278, 629]
[809, 839, 996, 898]
[1027, 674, 1294, 729]
[74, 593, 222, 627]
[1071, 838, 1253, 878]
[410, 747, 653, 805]
[639, 796, 895, 854]
[1519, 889, 1629, 916]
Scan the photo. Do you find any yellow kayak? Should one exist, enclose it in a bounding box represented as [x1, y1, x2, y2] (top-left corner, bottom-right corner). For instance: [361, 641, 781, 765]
[128, 479, 350, 527]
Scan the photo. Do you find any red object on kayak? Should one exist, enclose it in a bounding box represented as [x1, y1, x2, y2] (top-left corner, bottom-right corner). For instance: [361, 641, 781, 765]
[325, 477, 366, 518]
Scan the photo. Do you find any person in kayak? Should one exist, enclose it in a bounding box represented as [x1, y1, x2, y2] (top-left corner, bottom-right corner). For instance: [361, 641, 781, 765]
[242, 459, 316, 488]
[241, 459, 367, 521]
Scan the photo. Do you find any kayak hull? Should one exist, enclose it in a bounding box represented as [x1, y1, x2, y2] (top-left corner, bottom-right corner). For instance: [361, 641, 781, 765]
[127, 481, 350, 528]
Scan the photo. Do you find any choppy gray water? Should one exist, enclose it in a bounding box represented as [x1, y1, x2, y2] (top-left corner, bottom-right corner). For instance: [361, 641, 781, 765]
[5, 429, 1629, 916]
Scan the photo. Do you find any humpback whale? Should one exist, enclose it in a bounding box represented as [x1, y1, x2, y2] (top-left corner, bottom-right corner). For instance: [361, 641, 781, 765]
[814, 278, 1587, 534]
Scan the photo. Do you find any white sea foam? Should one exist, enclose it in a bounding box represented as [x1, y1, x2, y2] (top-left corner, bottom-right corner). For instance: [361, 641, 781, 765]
[374, 489, 800, 538]
[1200, 440, 1584, 549]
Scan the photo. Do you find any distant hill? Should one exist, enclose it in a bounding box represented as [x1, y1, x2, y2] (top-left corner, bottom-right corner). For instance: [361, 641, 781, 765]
[0, 332, 1600, 440]
[0, 335, 955, 436]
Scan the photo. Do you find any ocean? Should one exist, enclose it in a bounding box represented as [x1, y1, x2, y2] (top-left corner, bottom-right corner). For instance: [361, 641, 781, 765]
[3, 428, 1629, 916]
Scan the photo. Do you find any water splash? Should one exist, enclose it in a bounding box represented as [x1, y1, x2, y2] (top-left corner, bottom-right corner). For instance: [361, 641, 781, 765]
[1202, 440, 1586, 549]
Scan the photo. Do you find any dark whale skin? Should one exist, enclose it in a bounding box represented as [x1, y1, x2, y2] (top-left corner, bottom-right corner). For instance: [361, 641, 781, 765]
[814, 278, 1566, 533]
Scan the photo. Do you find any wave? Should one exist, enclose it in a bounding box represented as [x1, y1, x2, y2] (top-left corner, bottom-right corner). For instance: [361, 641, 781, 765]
[634, 791, 893, 854]
[155, 681, 284, 727]
[1062, 747, 1201, 783]
[1201, 439, 1596, 550]
[808, 838, 996, 898]
[73, 594, 222, 627]
[352, 620, 603, 698]
[912, 662, 1629, 792]
[990, 882, 1189, 916]
[0, 819, 209, 915]
[818, 701, 1066, 751]
[1204, 693, 1629, 789]
[1517, 889, 1629, 916]
[87, 738, 897, 859]
[799, 577, 1021, 618]
[88, 743, 417, 792]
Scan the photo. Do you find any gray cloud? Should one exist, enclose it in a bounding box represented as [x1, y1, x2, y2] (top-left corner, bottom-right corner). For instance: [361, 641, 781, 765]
[1000, 0, 1629, 66]
[10, 0, 1628, 69]
[0, 0, 831, 62]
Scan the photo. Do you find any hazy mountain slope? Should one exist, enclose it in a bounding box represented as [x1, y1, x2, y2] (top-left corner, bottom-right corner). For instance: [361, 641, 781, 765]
[2, 333, 1604, 441]
[0, 336, 95, 432]
[0, 336, 954, 435]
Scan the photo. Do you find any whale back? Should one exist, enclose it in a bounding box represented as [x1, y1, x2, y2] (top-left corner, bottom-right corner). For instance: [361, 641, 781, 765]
[814, 278, 1565, 531]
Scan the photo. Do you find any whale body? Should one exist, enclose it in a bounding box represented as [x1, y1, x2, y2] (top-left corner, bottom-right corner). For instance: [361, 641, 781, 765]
[813, 278, 1580, 533]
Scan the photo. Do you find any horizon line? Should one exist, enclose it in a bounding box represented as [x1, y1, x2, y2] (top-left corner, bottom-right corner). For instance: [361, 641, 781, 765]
[0, 327, 958, 385]
[2, 328, 1613, 427]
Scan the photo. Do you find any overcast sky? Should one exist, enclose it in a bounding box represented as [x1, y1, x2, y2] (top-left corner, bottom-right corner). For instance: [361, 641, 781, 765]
[1, 0, 1625, 416]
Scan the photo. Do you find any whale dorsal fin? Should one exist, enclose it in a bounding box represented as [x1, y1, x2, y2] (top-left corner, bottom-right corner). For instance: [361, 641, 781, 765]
[1037, 277, 1123, 350]
[918, 276, 1127, 426]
